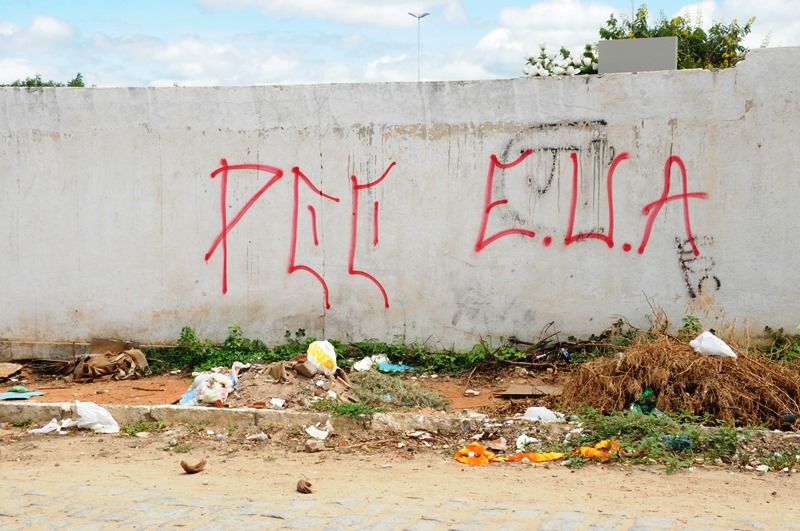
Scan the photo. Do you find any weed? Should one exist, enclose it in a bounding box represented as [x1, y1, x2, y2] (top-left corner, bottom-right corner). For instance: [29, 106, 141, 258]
[349, 370, 450, 410]
[677, 315, 703, 339]
[759, 452, 797, 471]
[123, 420, 165, 436]
[11, 419, 32, 428]
[761, 326, 800, 365]
[164, 443, 193, 453]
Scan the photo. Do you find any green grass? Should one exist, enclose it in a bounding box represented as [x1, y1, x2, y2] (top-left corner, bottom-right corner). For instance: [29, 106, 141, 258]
[164, 443, 193, 454]
[122, 420, 166, 436]
[565, 407, 748, 473]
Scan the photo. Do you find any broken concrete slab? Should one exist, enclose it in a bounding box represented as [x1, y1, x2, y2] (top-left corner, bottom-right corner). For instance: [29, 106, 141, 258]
[0, 401, 72, 423]
[0, 362, 23, 379]
[148, 405, 257, 428]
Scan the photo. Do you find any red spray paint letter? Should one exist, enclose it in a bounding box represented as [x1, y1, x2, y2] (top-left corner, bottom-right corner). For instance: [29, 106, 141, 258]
[637, 155, 708, 255]
[288, 167, 341, 309]
[205, 159, 284, 294]
[474, 149, 536, 252]
[349, 162, 396, 308]
[564, 151, 630, 248]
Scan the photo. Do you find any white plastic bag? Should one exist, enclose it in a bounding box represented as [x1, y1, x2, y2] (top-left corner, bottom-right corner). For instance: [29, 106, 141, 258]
[75, 401, 120, 433]
[307, 340, 337, 376]
[522, 406, 565, 423]
[690, 331, 737, 359]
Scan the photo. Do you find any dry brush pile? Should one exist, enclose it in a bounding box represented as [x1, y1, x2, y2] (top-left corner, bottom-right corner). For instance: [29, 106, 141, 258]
[561, 334, 800, 428]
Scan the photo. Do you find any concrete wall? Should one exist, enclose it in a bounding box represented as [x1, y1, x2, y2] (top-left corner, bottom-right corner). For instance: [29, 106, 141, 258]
[1, 47, 799, 349]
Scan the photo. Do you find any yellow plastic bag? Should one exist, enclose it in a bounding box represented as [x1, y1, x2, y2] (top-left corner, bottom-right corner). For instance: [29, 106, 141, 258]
[574, 439, 621, 461]
[506, 451, 564, 463]
[307, 340, 337, 376]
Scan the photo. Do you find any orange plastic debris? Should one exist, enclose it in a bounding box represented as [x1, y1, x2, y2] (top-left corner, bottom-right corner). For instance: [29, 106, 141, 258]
[454, 442, 496, 465]
[574, 439, 621, 461]
[506, 452, 565, 463]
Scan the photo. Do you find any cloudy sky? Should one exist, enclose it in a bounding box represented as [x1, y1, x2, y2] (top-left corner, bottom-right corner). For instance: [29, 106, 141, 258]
[1, 0, 797, 86]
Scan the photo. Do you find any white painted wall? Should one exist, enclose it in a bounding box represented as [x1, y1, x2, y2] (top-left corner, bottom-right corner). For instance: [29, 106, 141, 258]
[1, 47, 799, 348]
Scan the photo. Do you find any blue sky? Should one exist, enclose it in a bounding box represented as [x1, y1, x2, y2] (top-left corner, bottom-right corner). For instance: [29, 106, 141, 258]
[1, 0, 797, 86]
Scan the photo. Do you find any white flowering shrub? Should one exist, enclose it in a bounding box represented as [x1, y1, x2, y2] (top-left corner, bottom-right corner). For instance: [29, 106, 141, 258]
[523, 43, 598, 77]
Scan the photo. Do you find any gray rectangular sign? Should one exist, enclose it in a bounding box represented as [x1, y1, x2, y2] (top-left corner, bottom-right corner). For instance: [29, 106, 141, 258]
[598, 36, 678, 74]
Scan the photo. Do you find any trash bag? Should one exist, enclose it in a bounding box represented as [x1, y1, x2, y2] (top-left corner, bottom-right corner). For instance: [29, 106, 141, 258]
[690, 331, 737, 359]
[307, 341, 337, 376]
[75, 401, 119, 433]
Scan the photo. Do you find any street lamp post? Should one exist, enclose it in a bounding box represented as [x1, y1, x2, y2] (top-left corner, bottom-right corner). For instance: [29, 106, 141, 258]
[408, 12, 429, 82]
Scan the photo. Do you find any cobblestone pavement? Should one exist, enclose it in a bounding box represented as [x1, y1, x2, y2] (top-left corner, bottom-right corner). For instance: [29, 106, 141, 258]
[2, 434, 799, 530]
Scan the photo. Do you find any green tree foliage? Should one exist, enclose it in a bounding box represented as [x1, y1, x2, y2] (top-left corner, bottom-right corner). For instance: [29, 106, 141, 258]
[600, 5, 754, 69]
[2, 72, 85, 87]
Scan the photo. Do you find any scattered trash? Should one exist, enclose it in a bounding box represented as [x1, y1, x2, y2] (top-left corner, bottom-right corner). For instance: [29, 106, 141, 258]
[296, 479, 313, 494]
[574, 439, 621, 461]
[486, 437, 508, 452]
[305, 424, 330, 440]
[690, 331, 737, 359]
[407, 430, 433, 441]
[304, 439, 326, 453]
[755, 464, 770, 474]
[270, 397, 286, 408]
[65, 349, 150, 382]
[455, 442, 496, 465]
[179, 361, 249, 407]
[0, 386, 44, 400]
[662, 434, 693, 451]
[180, 459, 207, 474]
[522, 407, 565, 423]
[516, 434, 538, 450]
[246, 433, 269, 441]
[75, 401, 119, 433]
[0, 362, 23, 380]
[630, 388, 659, 415]
[463, 389, 481, 397]
[377, 362, 415, 373]
[506, 451, 564, 463]
[306, 340, 337, 376]
[134, 431, 151, 439]
[30, 418, 74, 434]
[352, 354, 389, 372]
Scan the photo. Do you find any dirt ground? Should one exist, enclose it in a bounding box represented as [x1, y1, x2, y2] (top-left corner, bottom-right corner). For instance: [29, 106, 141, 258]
[5, 364, 566, 415]
[1, 427, 799, 529]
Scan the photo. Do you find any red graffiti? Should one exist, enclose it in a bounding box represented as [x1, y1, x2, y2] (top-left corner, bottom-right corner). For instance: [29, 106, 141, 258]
[564, 151, 630, 248]
[288, 167, 340, 309]
[307, 205, 319, 246]
[637, 155, 708, 255]
[349, 162, 396, 308]
[474, 149, 537, 252]
[205, 159, 284, 294]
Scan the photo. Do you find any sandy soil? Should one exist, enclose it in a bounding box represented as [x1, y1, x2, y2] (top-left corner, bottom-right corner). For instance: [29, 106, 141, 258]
[22, 374, 192, 405]
[1, 428, 799, 528]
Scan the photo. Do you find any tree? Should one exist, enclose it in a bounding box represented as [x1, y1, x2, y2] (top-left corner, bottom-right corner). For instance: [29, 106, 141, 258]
[2, 72, 86, 87]
[600, 5, 753, 69]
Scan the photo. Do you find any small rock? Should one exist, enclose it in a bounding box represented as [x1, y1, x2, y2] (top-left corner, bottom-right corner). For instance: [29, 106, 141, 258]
[246, 433, 269, 441]
[135, 432, 150, 439]
[756, 464, 770, 474]
[214, 434, 226, 441]
[304, 439, 326, 453]
[464, 389, 480, 397]
[168, 438, 179, 447]
[202, 480, 209, 485]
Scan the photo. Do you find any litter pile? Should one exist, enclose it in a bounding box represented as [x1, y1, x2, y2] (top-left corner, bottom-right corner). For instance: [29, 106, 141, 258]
[561, 332, 800, 428]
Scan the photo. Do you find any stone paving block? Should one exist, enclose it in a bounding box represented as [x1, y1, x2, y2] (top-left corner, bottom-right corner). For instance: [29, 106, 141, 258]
[254, 409, 330, 430]
[0, 402, 72, 424]
[149, 405, 256, 428]
[630, 516, 679, 530]
[537, 510, 587, 531]
[584, 516, 627, 530]
[102, 404, 152, 426]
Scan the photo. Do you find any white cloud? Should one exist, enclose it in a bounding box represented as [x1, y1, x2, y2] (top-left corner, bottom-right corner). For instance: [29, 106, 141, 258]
[197, 0, 465, 27]
[0, 21, 20, 37]
[364, 54, 410, 81]
[29, 15, 75, 40]
[0, 57, 39, 81]
[674, 0, 800, 47]
[476, 0, 616, 72]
